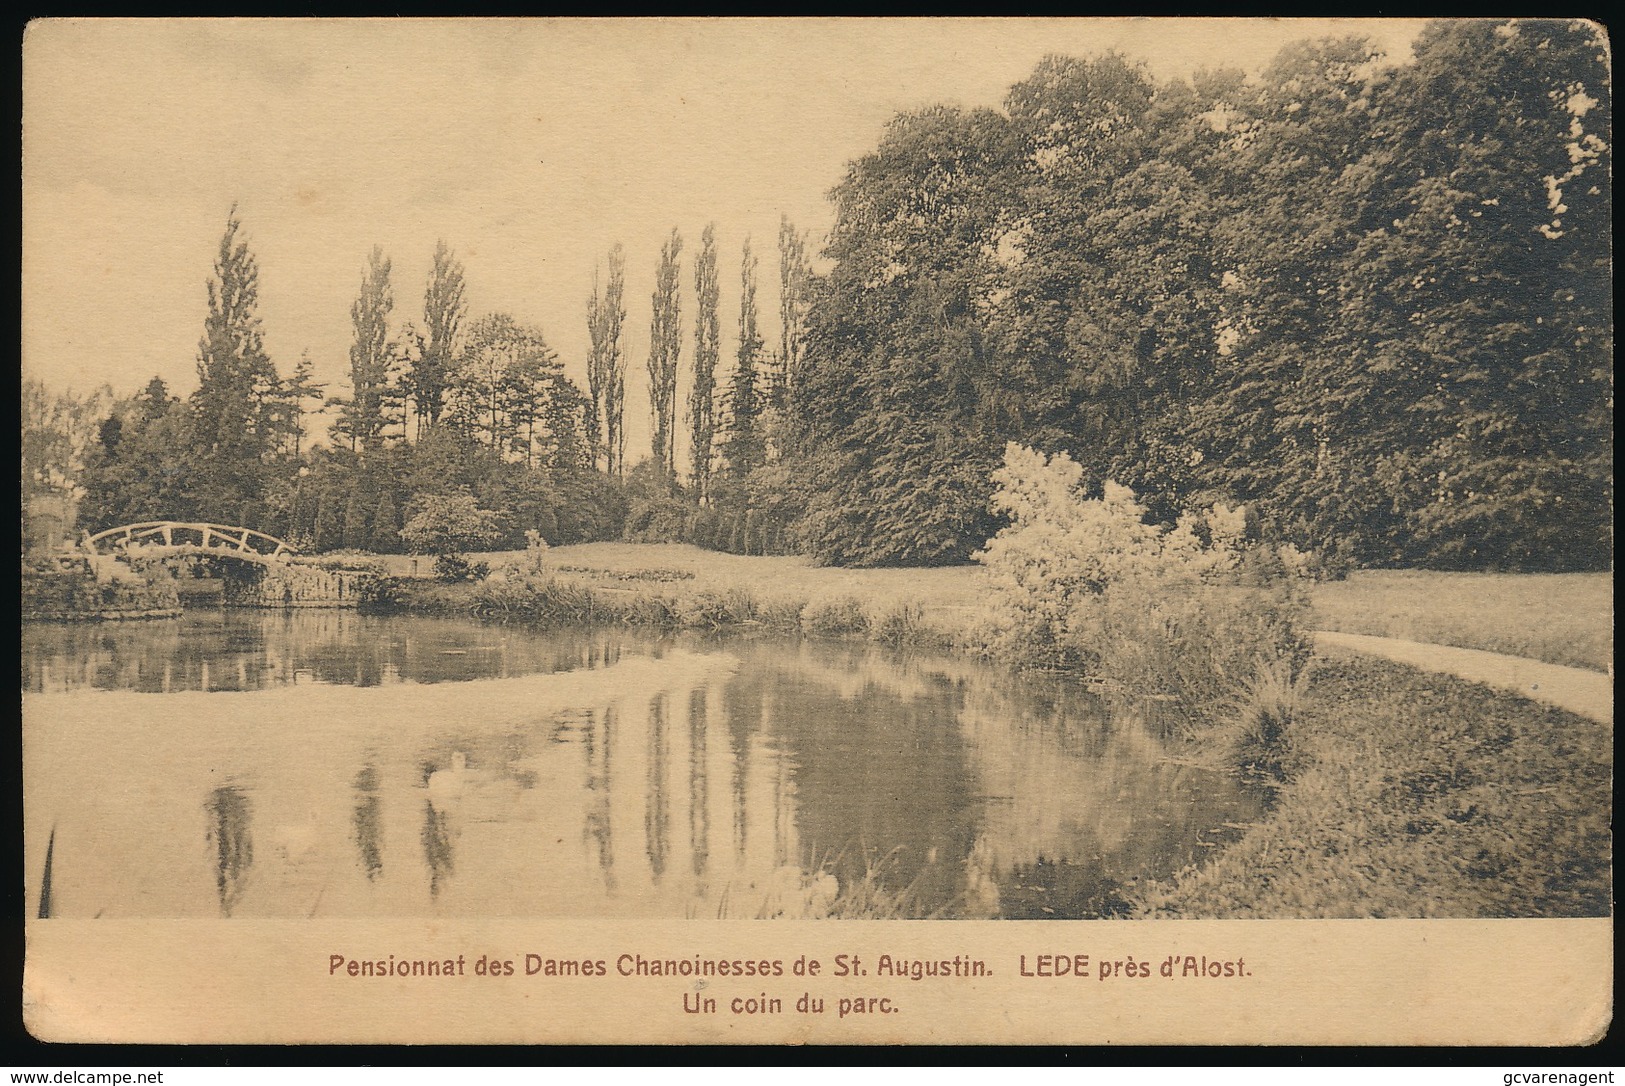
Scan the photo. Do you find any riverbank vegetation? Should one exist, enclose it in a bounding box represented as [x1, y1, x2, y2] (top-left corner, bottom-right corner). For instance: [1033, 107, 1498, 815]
[1130, 655, 1613, 918]
[965, 445, 1313, 733]
[20, 553, 181, 622]
[376, 541, 1614, 674]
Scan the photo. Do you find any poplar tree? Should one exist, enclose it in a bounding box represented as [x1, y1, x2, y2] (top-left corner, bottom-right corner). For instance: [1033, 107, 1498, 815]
[587, 243, 628, 475]
[416, 240, 466, 434]
[283, 350, 326, 459]
[776, 215, 813, 398]
[337, 246, 395, 454]
[191, 206, 281, 511]
[647, 229, 683, 479]
[723, 237, 765, 480]
[688, 224, 721, 502]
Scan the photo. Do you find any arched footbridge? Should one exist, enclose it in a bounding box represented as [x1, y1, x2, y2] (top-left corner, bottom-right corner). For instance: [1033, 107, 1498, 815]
[81, 522, 298, 565]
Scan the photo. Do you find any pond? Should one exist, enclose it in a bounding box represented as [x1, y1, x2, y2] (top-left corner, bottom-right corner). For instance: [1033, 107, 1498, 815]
[22, 609, 1263, 920]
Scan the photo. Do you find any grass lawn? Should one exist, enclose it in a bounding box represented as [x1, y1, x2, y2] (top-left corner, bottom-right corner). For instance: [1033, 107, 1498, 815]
[538, 542, 982, 605]
[1309, 570, 1613, 673]
[457, 542, 988, 634]
[383, 544, 1613, 672]
[455, 543, 1612, 669]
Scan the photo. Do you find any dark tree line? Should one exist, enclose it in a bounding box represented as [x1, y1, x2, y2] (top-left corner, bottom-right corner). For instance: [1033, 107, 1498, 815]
[783, 19, 1611, 570]
[616, 218, 811, 557]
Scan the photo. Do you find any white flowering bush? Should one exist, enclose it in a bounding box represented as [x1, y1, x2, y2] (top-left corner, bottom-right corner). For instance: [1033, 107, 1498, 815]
[1162, 501, 1247, 578]
[972, 443, 1311, 725]
[973, 443, 1248, 668]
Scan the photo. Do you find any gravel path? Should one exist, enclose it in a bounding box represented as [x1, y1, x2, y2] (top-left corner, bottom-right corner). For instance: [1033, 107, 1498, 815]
[1313, 630, 1613, 725]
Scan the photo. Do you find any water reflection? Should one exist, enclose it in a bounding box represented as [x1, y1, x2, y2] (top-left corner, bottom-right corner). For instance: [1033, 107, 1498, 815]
[583, 706, 615, 893]
[21, 610, 635, 692]
[353, 764, 382, 881]
[25, 619, 1264, 919]
[204, 786, 253, 917]
[644, 695, 669, 880]
[421, 802, 454, 899]
[422, 753, 466, 899]
[687, 689, 709, 881]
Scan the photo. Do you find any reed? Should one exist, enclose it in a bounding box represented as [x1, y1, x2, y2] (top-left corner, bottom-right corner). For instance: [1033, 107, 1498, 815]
[1228, 654, 1313, 781]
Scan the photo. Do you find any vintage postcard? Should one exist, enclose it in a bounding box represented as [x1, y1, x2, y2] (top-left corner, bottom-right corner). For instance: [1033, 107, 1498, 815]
[20, 17, 1612, 1046]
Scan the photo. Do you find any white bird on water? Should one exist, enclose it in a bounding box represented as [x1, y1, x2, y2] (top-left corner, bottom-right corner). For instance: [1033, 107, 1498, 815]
[268, 809, 322, 861]
[428, 751, 469, 808]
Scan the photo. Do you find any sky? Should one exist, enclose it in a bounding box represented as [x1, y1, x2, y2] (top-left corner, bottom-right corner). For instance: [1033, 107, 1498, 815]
[23, 18, 1430, 447]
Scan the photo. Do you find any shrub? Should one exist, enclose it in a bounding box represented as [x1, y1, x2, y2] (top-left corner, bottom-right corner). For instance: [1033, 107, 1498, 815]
[870, 601, 926, 646]
[621, 497, 690, 544]
[400, 492, 504, 557]
[21, 554, 181, 619]
[972, 445, 1169, 668]
[355, 573, 403, 611]
[434, 553, 490, 583]
[802, 596, 869, 636]
[972, 443, 1311, 722]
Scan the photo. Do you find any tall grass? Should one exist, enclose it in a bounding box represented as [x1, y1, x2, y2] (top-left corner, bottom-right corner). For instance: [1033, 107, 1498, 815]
[471, 573, 606, 624]
[1082, 579, 1314, 732]
[444, 573, 943, 650]
[1227, 655, 1313, 781]
[757, 597, 806, 632]
[869, 600, 924, 645]
[797, 850, 960, 919]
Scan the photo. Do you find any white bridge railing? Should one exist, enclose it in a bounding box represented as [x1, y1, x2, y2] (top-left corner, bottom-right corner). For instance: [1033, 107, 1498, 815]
[81, 521, 298, 563]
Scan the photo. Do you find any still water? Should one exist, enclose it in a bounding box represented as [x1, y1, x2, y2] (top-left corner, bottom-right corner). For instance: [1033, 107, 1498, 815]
[23, 610, 1262, 920]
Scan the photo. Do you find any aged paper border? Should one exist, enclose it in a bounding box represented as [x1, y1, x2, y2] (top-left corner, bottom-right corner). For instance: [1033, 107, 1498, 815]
[20, 918, 1615, 1045]
[20, 16, 1613, 1047]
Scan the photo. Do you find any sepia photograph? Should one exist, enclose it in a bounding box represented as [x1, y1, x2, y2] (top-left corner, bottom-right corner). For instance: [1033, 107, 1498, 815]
[19, 17, 1611, 1045]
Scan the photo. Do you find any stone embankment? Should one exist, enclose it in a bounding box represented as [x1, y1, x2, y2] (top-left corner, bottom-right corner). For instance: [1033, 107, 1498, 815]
[20, 554, 182, 621]
[225, 560, 378, 607]
[22, 552, 384, 619]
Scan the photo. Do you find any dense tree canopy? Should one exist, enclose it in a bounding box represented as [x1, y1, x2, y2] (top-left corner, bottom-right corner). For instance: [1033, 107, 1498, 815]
[786, 19, 1612, 570]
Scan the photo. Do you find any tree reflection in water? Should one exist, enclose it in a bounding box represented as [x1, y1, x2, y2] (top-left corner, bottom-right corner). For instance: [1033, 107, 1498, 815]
[583, 706, 615, 894]
[643, 694, 670, 880]
[27, 622, 1263, 919]
[352, 763, 383, 881]
[687, 688, 710, 882]
[204, 785, 253, 917]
